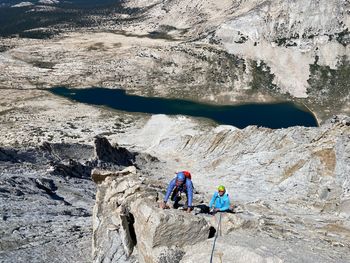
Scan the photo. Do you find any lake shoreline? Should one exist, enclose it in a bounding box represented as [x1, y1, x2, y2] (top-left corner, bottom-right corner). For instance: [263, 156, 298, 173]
[49, 86, 319, 129]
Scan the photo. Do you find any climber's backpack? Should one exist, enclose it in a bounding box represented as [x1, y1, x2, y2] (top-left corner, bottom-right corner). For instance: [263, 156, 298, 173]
[182, 170, 191, 180]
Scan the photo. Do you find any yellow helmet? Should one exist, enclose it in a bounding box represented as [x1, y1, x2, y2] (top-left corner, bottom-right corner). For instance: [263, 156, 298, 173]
[218, 185, 225, 192]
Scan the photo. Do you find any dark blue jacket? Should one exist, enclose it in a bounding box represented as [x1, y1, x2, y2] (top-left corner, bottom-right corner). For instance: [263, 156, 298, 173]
[164, 178, 193, 207]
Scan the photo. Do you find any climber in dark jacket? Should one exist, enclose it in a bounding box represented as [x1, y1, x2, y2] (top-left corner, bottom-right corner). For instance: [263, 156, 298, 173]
[160, 171, 193, 213]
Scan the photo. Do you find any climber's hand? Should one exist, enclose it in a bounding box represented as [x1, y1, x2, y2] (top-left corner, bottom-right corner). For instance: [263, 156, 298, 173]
[160, 202, 169, 209]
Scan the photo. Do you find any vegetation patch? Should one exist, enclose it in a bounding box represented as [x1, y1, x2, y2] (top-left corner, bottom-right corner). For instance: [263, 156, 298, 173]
[307, 56, 350, 106]
[274, 33, 299, 47]
[336, 28, 350, 46]
[234, 32, 248, 44]
[249, 60, 279, 93]
[304, 56, 350, 121]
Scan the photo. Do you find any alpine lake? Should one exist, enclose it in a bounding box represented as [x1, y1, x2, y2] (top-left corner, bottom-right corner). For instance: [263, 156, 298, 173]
[50, 87, 318, 129]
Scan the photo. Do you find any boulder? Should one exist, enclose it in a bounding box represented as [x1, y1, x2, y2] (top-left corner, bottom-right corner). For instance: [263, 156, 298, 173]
[94, 136, 135, 166]
[206, 212, 259, 236]
[130, 198, 210, 263]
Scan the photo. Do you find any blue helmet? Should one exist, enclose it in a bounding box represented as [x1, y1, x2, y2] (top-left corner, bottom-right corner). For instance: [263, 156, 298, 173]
[176, 172, 185, 181]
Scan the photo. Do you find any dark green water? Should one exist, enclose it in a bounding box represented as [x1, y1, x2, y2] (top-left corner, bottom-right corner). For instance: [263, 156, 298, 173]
[50, 87, 318, 129]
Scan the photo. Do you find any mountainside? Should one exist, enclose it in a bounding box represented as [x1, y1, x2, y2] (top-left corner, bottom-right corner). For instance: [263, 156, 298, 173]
[0, 0, 349, 121]
[0, 0, 350, 262]
[92, 115, 350, 263]
[1, 104, 349, 262]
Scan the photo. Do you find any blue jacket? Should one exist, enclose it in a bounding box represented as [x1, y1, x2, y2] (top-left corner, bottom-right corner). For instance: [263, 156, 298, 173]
[209, 192, 230, 211]
[164, 178, 193, 207]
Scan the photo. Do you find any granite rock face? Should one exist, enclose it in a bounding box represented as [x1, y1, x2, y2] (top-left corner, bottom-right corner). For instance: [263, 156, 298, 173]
[108, 114, 350, 263]
[0, 143, 95, 263]
[0, 138, 155, 263]
[91, 114, 350, 263]
[118, 114, 350, 215]
[91, 113, 350, 262]
[1, 112, 350, 263]
[92, 167, 211, 263]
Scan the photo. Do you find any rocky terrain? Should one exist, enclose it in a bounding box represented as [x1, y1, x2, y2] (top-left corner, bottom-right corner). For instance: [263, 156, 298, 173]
[1, 94, 350, 262]
[92, 145, 350, 263]
[0, 0, 350, 262]
[0, 142, 95, 262]
[96, 114, 350, 263]
[0, 134, 160, 262]
[0, 0, 349, 122]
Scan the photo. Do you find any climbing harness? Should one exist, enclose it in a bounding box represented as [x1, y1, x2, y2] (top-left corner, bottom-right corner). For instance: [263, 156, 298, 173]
[209, 213, 222, 263]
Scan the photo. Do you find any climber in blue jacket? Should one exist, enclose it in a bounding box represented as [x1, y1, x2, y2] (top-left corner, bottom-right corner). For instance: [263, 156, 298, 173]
[209, 185, 231, 213]
[160, 171, 193, 213]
